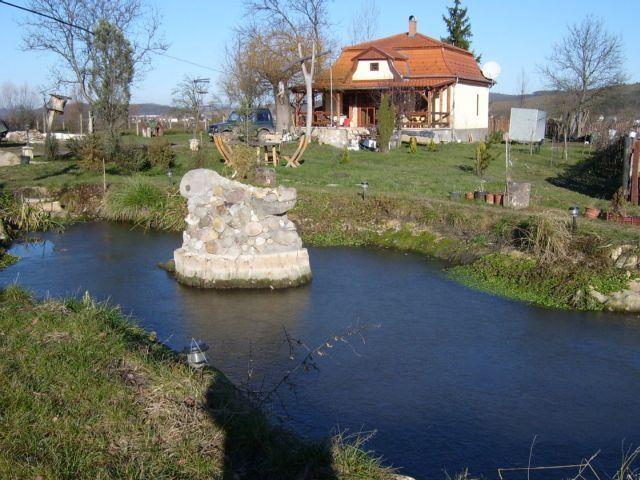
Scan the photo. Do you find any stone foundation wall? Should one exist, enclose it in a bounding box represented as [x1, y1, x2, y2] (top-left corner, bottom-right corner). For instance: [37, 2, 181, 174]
[311, 127, 370, 149]
[173, 169, 311, 289]
[400, 127, 488, 144]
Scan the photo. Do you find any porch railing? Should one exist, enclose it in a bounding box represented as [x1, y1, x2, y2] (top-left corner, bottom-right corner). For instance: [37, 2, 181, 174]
[296, 111, 331, 127]
[401, 111, 451, 129]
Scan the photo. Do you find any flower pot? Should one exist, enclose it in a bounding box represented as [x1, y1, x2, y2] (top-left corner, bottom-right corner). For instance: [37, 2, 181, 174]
[449, 191, 462, 201]
[465, 191, 474, 200]
[474, 191, 486, 201]
[494, 193, 503, 206]
[486, 193, 494, 204]
[585, 207, 601, 219]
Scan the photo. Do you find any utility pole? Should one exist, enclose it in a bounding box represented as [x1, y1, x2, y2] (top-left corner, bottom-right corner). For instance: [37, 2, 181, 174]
[192, 77, 210, 140]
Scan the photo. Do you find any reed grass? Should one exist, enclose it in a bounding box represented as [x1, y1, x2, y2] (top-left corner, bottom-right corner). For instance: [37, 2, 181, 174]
[103, 177, 186, 231]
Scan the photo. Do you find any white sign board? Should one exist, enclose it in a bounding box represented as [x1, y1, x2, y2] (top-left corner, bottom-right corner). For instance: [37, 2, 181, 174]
[508, 108, 547, 143]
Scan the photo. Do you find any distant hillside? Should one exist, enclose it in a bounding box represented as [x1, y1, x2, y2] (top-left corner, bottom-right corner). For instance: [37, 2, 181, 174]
[129, 103, 173, 116]
[490, 83, 640, 119]
[0, 103, 173, 118]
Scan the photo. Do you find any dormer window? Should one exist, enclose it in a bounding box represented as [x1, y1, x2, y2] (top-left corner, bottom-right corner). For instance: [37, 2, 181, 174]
[370, 62, 379, 72]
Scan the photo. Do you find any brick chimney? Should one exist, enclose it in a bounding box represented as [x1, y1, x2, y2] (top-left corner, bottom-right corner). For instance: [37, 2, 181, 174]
[408, 15, 417, 37]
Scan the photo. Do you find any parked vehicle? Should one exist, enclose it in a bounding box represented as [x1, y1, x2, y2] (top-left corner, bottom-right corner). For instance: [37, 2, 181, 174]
[208, 108, 274, 142]
[0, 119, 9, 142]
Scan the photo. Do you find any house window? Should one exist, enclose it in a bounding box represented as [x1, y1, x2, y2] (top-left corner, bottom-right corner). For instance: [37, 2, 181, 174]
[476, 94, 480, 116]
[370, 62, 379, 72]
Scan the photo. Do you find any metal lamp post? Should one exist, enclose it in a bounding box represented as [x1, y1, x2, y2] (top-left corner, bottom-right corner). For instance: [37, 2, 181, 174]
[569, 206, 580, 233]
[359, 180, 369, 200]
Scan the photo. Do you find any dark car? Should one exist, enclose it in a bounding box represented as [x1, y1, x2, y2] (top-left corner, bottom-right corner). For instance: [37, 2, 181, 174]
[208, 108, 274, 141]
[0, 119, 9, 141]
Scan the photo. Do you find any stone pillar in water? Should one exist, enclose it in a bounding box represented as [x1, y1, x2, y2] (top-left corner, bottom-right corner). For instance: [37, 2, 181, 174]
[173, 169, 311, 288]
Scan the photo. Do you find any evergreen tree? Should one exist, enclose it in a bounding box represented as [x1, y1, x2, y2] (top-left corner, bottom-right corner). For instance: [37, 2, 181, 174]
[377, 94, 396, 153]
[89, 20, 134, 153]
[442, 0, 481, 61]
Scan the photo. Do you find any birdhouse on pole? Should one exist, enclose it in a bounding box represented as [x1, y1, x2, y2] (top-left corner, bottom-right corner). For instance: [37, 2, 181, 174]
[46, 94, 71, 132]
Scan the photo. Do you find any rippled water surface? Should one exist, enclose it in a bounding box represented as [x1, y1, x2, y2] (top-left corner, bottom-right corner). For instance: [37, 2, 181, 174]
[2, 223, 640, 479]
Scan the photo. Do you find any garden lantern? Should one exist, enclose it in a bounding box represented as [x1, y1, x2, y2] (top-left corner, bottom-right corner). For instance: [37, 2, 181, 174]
[569, 206, 580, 233]
[182, 338, 209, 369]
[359, 180, 369, 200]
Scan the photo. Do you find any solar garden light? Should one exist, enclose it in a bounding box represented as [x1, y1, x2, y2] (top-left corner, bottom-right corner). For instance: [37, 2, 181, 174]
[359, 180, 369, 200]
[568, 206, 580, 233]
[182, 338, 209, 369]
[167, 168, 173, 185]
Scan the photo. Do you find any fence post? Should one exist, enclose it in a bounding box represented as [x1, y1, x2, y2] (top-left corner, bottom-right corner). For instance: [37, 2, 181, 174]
[631, 140, 640, 205]
[623, 136, 633, 197]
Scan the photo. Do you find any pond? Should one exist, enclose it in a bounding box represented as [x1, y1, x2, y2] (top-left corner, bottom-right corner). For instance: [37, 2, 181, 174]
[2, 222, 640, 479]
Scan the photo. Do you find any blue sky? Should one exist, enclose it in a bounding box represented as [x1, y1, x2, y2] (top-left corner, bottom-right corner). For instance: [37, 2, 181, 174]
[1, 0, 638, 104]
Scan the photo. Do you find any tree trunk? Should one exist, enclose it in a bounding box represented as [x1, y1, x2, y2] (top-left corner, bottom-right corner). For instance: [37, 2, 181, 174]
[275, 81, 291, 133]
[298, 42, 316, 139]
[88, 109, 95, 134]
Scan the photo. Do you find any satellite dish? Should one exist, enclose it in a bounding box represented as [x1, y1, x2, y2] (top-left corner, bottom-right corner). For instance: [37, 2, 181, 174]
[482, 61, 501, 81]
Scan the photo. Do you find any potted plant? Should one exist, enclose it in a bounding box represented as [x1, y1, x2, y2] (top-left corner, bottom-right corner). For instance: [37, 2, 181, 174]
[584, 205, 601, 219]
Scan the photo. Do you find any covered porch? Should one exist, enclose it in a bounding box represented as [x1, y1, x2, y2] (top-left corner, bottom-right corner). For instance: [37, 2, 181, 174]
[293, 81, 454, 130]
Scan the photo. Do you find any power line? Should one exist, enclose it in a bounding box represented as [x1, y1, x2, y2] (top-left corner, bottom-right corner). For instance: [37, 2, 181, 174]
[0, 0, 93, 34]
[0, 0, 222, 74]
[157, 53, 222, 74]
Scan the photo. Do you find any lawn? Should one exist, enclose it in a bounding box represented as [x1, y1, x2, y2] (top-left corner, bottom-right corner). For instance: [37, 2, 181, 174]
[0, 132, 617, 213]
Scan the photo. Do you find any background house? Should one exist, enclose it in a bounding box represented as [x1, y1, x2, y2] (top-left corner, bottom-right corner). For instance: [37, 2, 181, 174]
[297, 16, 494, 142]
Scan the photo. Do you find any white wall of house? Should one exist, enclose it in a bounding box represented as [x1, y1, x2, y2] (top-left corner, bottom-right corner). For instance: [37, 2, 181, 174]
[452, 83, 489, 130]
[352, 60, 395, 81]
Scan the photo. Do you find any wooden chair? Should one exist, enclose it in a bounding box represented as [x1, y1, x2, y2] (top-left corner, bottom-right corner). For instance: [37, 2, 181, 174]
[283, 134, 308, 168]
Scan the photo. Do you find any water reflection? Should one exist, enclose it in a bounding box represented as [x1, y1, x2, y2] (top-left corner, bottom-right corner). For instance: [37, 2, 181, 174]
[2, 223, 640, 479]
[176, 283, 311, 381]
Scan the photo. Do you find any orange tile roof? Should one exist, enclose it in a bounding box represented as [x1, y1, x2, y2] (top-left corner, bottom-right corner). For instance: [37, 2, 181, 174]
[315, 32, 491, 90]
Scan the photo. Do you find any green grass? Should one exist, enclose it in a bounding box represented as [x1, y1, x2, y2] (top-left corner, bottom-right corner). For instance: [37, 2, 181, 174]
[0, 133, 617, 211]
[0, 285, 396, 479]
[102, 176, 186, 231]
[450, 252, 631, 310]
[0, 252, 18, 269]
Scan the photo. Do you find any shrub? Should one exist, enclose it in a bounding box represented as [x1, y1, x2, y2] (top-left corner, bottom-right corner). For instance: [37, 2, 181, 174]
[474, 141, 493, 179]
[488, 130, 504, 144]
[193, 148, 206, 169]
[377, 94, 395, 153]
[339, 148, 351, 164]
[148, 138, 175, 170]
[44, 134, 59, 161]
[226, 144, 257, 180]
[505, 212, 571, 263]
[115, 145, 150, 174]
[102, 134, 120, 163]
[408, 137, 417, 154]
[77, 134, 105, 171]
[65, 137, 82, 158]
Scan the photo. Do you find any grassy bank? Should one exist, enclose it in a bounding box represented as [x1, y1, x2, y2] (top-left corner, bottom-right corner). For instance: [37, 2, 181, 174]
[97, 177, 639, 311]
[0, 285, 395, 479]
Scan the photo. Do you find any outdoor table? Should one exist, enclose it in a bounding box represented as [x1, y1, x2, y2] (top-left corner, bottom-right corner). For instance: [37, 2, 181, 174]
[256, 141, 281, 167]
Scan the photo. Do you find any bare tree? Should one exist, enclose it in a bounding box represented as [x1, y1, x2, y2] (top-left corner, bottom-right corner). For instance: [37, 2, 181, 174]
[541, 16, 626, 138]
[244, 0, 333, 137]
[172, 75, 212, 139]
[0, 82, 38, 130]
[349, 0, 380, 45]
[22, 0, 167, 133]
[222, 33, 269, 111]
[517, 68, 528, 108]
[231, 24, 301, 133]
